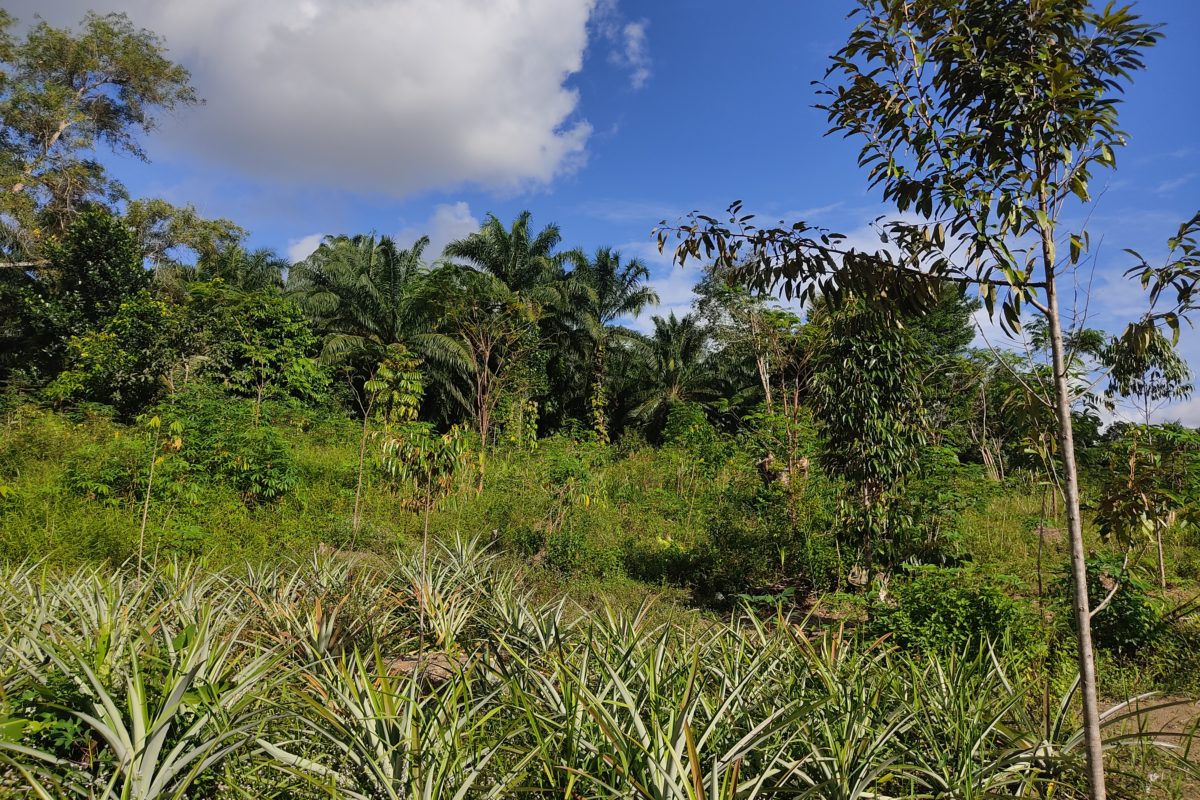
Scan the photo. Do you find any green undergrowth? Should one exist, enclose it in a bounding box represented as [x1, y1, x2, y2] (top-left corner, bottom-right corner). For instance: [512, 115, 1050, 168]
[3, 398, 1200, 702]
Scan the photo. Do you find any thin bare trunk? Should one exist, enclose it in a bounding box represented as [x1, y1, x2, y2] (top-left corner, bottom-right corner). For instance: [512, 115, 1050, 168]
[1155, 520, 1167, 589]
[1045, 268, 1106, 800]
[419, 494, 431, 662]
[1144, 424, 1168, 591]
[351, 411, 370, 540]
[862, 485, 874, 583]
[137, 440, 159, 580]
[477, 408, 489, 494]
[468, 333, 491, 492]
[750, 314, 774, 415]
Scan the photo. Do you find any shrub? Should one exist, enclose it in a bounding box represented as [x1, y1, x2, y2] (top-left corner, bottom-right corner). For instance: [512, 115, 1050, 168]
[871, 565, 1043, 662]
[888, 445, 990, 567]
[692, 468, 840, 601]
[662, 402, 727, 473]
[153, 385, 299, 505]
[210, 426, 298, 504]
[63, 435, 154, 504]
[1060, 555, 1161, 656]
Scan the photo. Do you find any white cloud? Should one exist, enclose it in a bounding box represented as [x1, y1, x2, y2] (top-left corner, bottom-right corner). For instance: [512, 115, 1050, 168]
[1155, 395, 1200, 427]
[286, 232, 325, 263]
[15, 0, 600, 196]
[1155, 173, 1195, 195]
[614, 21, 652, 89]
[397, 201, 481, 260]
[595, 1, 651, 89]
[575, 198, 678, 224]
[779, 202, 846, 221]
[609, 239, 702, 333]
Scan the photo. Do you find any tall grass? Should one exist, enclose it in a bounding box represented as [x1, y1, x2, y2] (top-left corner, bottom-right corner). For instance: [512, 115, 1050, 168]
[1, 537, 1194, 798]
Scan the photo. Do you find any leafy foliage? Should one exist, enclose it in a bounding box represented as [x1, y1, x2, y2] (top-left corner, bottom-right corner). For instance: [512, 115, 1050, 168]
[811, 298, 929, 572]
[1061, 556, 1162, 657]
[871, 566, 1042, 662]
[0, 11, 198, 245]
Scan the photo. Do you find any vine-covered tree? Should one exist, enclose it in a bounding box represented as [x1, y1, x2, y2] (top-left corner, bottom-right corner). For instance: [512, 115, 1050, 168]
[810, 298, 929, 578]
[571, 247, 658, 442]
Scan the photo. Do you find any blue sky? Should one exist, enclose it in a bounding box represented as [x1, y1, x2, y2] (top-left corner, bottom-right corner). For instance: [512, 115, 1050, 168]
[15, 0, 1200, 418]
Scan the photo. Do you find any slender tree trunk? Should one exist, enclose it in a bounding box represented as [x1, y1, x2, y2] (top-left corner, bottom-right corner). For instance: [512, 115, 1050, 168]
[137, 439, 159, 580]
[419, 493, 431, 661]
[477, 401, 489, 494]
[475, 371, 491, 493]
[1045, 271, 1106, 800]
[1155, 520, 1167, 590]
[862, 485, 874, 584]
[1145, 425, 1168, 591]
[750, 314, 774, 415]
[351, 410, 370, 541]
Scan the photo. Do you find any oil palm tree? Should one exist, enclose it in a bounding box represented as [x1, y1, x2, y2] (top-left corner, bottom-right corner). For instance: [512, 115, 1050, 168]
[196, 245, 288, 292]
[442, 211, 564, 292]
[629, 313, 717, 438]
[289, 235, 445, 362]
[443, 212, 589, 432]
[288, 233, 465, 534]
[571, 247, 658, 442]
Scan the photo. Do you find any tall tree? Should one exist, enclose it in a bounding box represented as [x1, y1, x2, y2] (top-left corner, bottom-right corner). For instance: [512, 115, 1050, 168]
[443, 211, 565, 293]
[0, 11, 198, 253]
[1102, 328, 1192, 587]
[44, 209, 149, 332]
[695, 268, 810, 417]
[571, 247, 658, 442]
[44, 290, 182, 417]
[1105, 329, 1192, 427]
[444, 211, 591, 430]
[656, 3, 1164, 794]
[288, 234, 456, 370]
[196, 245, 288, 294]
[429, 265, 541, 461]
[124, 199, 246, 276]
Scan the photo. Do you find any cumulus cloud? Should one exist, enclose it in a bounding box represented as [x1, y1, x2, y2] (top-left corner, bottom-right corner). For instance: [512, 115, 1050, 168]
[14, 0, 600, 196]
[286, 232, 325, 263]
[397, 201, 481, 260]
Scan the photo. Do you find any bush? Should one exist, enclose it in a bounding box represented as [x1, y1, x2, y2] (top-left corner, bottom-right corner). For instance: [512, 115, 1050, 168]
[154, 385, 299, 504]
[1060, 555, 1161, 656]
[662, 402, 727, 473]
[871, 565, 1043, 662]
[887, 445, 990, 567]
[63, 435, 155, 504]
[210, 426, 298, 504]
[691, 467, 840, 602]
